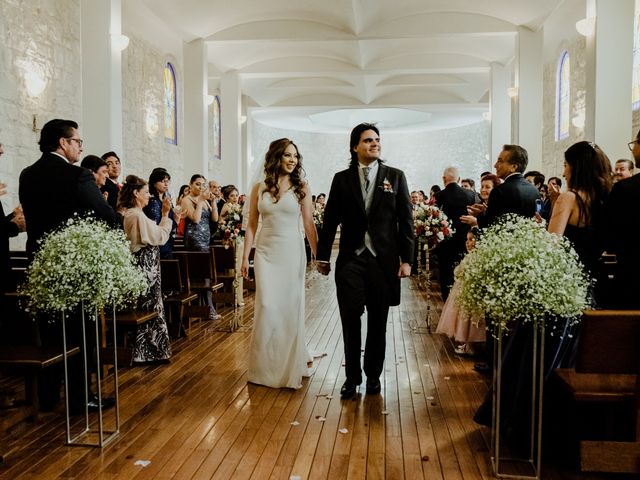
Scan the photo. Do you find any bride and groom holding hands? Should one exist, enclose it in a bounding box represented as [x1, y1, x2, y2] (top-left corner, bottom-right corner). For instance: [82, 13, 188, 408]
[241, 123, 415, 398]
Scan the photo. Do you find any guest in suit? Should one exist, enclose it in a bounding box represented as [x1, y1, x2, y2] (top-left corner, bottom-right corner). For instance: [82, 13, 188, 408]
[80, 155, 110, 191]
[19, 119, 120, 414]
[602, 131, 640, 309]
[317, 123, 414, 399]
[434, 167, 477, 300]
[469, 145, 540, 229]
[466, 145, 540, 375]
[101, 151, 122, 211]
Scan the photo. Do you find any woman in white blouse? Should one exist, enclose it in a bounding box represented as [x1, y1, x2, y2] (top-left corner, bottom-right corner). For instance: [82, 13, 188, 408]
[118, 175, 173, 363]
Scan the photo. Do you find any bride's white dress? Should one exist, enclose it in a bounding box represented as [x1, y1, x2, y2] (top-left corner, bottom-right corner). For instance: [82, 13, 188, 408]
[247, 185, 313, 389]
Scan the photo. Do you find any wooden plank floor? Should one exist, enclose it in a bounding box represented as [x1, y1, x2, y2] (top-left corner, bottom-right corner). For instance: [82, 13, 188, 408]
[0, 265, 629, 479]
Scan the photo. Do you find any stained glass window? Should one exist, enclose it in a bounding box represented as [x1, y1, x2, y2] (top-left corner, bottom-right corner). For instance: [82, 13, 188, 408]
[632, 11, 640, 110]
[556, 51, 570, 141]
[163, 63, 177, 145]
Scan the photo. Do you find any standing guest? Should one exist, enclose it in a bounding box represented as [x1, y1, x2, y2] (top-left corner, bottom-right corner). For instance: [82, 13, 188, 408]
[427, 184, 441, 205]
[80, 155, 109, 191]
[434, 167, 477, 300]
[240, 138, 319, 389]
[0, 143, 26, 293]
[524, 170, 546, 190]
[181, 174, 220, 319]
[182, 175, 218, 251]
[20, 119, 119, 414]
[100, 151, 122, 211]
[315, 192, 326, 209]
[208, 179, 225, 213]
[317, 123, 414, 399]
[461, 178, 481, 203]
[460, 173, 500, 227]
[468, 145, 540, 229]
[548, 141, 611, 283]
[613, 158, 634, 183]
[436, 227, 484, 354]
[410, 190, 420, 209]
[219, 185, 241, 221]
[119, 175, 172, 363]
[143, 168, 176, 259]
[174, 184, 190, 237]
[602, 132, 640, 308]
[466, 145, 539, 375]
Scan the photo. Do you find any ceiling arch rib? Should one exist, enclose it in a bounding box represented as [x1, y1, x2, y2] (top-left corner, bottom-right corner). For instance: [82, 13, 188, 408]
[366, 53, 490, 74]
[204, 19, 355, 42]
[360, 12, 517, 39]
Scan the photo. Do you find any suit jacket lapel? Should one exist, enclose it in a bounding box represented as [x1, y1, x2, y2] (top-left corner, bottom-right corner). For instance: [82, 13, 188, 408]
[369, 163, 387, 214]
[349, 167, 366, 214]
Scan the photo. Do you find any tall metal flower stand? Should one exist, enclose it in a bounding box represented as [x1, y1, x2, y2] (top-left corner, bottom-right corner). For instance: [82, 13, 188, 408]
[491, 322, 544, 479]
[216, 236, 244, 332]
[62, 302, 120, 447]
[409, 238, 432, 334]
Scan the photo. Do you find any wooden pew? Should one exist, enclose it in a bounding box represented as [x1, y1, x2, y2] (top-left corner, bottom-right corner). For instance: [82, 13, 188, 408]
[160, 259, 198, 337]
[553, 309, 640, 473]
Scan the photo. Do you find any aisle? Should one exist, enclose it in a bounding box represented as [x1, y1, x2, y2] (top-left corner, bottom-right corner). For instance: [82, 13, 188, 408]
[0, 267, 605, 479]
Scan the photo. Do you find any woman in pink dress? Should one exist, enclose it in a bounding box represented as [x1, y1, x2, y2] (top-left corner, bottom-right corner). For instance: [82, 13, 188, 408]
[435, 227, 485, 354]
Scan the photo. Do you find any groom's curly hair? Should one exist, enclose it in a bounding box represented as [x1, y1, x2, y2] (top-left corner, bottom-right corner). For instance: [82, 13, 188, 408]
[263, 138, 306, 203]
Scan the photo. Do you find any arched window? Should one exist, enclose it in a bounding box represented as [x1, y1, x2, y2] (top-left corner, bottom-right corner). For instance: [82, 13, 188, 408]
[555, 51, 570, 141]
[632, 11, 640, 110]
[163, 63, 177, 145]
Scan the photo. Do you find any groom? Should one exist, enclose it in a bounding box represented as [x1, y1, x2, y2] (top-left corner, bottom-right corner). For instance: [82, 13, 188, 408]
[317, 123, 414, 399]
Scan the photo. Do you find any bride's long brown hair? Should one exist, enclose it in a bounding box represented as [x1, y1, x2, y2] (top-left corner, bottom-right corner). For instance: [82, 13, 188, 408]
[263, 138, 306, 203]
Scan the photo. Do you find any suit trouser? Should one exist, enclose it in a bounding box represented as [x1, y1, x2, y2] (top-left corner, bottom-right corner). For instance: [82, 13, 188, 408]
[335, 250, 390, 384]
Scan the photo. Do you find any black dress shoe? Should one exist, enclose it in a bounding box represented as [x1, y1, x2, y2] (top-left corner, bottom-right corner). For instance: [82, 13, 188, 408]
[87, 395, 116, 411]
[366, 379, 381, 394]
[340, 381, 359, 399]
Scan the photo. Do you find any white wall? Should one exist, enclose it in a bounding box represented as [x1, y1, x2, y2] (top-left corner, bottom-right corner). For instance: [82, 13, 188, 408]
[251, 121, 491, 198]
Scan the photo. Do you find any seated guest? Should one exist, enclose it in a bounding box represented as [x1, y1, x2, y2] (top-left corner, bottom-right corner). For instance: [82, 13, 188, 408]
[119, 175, 173, 363]
[143, 168, 176, 259]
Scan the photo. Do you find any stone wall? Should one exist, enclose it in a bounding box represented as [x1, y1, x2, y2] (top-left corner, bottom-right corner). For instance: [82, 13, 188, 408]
[121, 35, 184, 193]
[0, 0, 82, 250]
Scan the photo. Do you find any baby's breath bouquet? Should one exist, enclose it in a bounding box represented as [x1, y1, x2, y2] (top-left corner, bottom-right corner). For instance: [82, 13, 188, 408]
[456, 214, 591, 335]
[21, 216, 148, 313]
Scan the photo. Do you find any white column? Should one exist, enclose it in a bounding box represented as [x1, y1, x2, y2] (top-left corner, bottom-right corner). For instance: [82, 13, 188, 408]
[590, 0, 634, 159]
[220, 71, 242, 187]
[183, 39, 208, 180]
[81, 0, 123, 161]
[490, 62, 511, 162]
[515, 26, 543, 171]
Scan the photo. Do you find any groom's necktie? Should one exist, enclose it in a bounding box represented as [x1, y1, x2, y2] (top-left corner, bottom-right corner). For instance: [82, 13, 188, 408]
[362, 167, 371, 193]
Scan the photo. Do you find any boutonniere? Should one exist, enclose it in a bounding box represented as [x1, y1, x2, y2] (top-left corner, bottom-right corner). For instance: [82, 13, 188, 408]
[380, 178, 394, 193]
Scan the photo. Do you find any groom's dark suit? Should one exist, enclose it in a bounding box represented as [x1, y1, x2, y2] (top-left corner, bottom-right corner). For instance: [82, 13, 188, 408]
[318, 162, 414, 386]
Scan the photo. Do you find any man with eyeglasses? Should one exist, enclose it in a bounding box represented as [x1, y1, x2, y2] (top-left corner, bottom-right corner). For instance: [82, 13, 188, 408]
[19, 119, 120, 415]
[602, 132, 640, 308]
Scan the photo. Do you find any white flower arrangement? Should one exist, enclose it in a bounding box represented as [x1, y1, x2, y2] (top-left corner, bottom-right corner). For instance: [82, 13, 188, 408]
[21, 216, 148, 313]
[456, 214, 591, 335]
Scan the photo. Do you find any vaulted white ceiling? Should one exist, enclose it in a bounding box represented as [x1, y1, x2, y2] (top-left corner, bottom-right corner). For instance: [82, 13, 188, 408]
[125, 0, 563, 132]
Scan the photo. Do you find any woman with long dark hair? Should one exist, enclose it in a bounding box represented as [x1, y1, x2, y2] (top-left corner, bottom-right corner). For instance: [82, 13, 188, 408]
[548, 141, 612, 276]
[143, 168, 176, 259]
[240, 138, 319, 389]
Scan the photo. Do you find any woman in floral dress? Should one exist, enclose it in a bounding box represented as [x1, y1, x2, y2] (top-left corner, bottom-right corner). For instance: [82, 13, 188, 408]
[119, 175, 173, 363]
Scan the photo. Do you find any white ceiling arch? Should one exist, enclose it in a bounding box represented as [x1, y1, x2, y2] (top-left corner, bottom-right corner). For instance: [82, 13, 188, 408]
[126, 0, 564, 132]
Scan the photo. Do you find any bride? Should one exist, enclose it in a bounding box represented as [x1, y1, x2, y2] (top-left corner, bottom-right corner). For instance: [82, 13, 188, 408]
[241, 138, 319, 389]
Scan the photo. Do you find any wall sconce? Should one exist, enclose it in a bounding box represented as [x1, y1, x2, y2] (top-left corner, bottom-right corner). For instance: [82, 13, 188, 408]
[24, 68, 47, 97]
[507, 87, 518, 98]
[112, 34, 130, 52]
[576, 17, 596, 37]
[206, 95, 215, 106]
[240, 115, 247, 124]
[482, 111, 491, 121]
